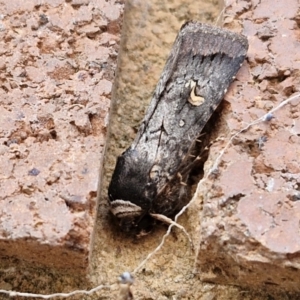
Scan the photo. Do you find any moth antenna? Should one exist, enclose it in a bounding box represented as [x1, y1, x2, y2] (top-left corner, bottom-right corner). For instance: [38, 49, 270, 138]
[149, 213, 194, 250]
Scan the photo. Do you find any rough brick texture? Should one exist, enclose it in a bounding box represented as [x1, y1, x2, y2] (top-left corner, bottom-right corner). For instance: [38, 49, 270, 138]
[196, 0, 300, 290]
[0, 0, 123, 271]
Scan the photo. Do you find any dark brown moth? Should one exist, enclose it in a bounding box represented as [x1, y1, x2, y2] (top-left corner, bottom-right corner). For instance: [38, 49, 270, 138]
[108, 21, 248, 234]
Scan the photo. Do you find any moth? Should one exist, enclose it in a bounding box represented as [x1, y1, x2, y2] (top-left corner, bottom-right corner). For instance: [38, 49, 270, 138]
[108, 21, 248, 234]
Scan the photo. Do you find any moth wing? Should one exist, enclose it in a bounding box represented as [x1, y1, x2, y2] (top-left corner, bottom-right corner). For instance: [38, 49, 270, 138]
[132, 21, 248, 194]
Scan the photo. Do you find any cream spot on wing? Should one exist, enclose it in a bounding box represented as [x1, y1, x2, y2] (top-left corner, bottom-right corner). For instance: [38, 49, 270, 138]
[188, 80, 205, 106]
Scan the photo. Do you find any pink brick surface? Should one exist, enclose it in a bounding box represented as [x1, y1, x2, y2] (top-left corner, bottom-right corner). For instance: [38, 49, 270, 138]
[196, 0, 300, 290]
[0, 0, 123, 271]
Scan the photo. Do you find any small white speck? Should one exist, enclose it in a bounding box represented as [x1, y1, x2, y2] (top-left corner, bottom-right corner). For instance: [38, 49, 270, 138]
[0, 22, 5, 31]
[179, 120, 185, 127]
[263, 113, 274, 122]
[266, 178, 274, 192]
[119, 272, 134, 284]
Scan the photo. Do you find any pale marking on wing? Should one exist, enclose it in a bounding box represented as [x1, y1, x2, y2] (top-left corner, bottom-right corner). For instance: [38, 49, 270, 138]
[188, 80, 205, 106]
